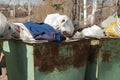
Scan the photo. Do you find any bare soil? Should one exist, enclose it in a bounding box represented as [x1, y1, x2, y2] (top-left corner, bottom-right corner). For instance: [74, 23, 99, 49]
[0, 68, 7, 80]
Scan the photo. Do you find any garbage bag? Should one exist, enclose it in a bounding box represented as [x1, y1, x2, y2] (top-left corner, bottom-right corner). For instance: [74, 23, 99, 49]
[104, 18, 120, 37]
[44, 13, 74, 37]
[81, 25, 105, 37]
[72, 31, 85, 39]
[0, 13, 11, 39]
[10, 23, 35, 40]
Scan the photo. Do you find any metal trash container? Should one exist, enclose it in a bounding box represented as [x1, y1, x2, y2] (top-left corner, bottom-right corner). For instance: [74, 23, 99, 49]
[97, 38, 120, 80]
[3, 39, 91, 80]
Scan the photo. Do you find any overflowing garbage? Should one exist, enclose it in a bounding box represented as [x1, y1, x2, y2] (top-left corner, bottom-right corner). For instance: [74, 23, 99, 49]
[0, 12, 120, 41]
[44, 13, 75, 37]
[0, 13, 12, 39]
[104, 18, 120, 38]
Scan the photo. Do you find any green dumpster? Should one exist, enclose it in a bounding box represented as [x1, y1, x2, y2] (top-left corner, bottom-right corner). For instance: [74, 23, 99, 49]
[3, 39, 91, 80]
[98, 38, 120, 80]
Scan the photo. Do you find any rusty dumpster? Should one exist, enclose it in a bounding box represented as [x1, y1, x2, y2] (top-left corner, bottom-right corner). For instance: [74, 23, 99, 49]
[85, 38, 120, 80]
[97, 38, 120, 80]
[3, 39, 91, 80]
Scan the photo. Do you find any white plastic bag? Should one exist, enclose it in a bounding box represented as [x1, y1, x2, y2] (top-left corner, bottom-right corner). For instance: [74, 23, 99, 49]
[44, 13, 74, 37]
[81, 25, 105, 37]
[0, 13, 10, 38]
[10, 23, 35, 40]
[72, 31, 85, 39]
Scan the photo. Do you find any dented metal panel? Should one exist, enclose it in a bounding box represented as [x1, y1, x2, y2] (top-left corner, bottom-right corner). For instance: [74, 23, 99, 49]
[98, 38, 120, 80]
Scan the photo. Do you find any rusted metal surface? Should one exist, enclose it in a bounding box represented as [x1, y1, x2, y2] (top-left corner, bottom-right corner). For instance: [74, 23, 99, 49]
[98, 38, 120, 80]
[87, 45, 100, 63]
[84, 39, 101, 80]
[100, 38, 120, 63]
[34, 40, 91, 72]
[102, 50, 111, 63]
[86, 39, 101, 63]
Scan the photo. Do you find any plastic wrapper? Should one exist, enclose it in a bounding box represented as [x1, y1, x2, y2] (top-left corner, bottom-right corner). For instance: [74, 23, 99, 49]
[104, 18, 120, 37]
[81, 25, 105, 37]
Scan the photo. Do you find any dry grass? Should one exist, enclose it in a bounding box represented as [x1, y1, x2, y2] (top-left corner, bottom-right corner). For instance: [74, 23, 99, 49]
[31, 0, 73, 22]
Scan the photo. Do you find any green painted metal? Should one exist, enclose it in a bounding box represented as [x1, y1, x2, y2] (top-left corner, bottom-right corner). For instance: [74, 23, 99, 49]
[3, 40, 34, 80]
[3, 39, 91, 80]
[3, 38, 120, 80]
[98, 38, 120, 80]
[85, 39, 101, 80]
[35, 66, 86, 80]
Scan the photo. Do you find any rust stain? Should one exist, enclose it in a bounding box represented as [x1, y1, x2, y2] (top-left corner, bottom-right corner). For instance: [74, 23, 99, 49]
[88, 45, 100, 63]
[102, 50, 111, 63]
[34, 41, 90, 72]
[72, 43, 90, 68]
[34, 43, 59, 72]
[37, 57, 55, 72]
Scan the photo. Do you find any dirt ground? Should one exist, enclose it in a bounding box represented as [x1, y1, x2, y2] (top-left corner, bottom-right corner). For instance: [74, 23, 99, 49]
[0, 54, 7, 80]
[0, 68, 7, 80]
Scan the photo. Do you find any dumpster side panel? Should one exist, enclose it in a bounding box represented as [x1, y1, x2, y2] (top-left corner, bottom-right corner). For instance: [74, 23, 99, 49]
[85, 40, 101, 80]
[26, 45, 34, 80]
[34, 66, 86, 80]
[3, 39, 91, 80]
[34, 40, 90, 80]
[3, 40, 34, 80]
[98, 39, 120, 80]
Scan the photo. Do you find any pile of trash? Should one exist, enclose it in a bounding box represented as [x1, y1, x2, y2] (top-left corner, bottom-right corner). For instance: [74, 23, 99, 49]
[0, 12, 120, 42]
[103, 18, 120, 38]
[0, 13, 74, 41]
[73, 13, 120, 39]
[73, 25, 105, 39]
